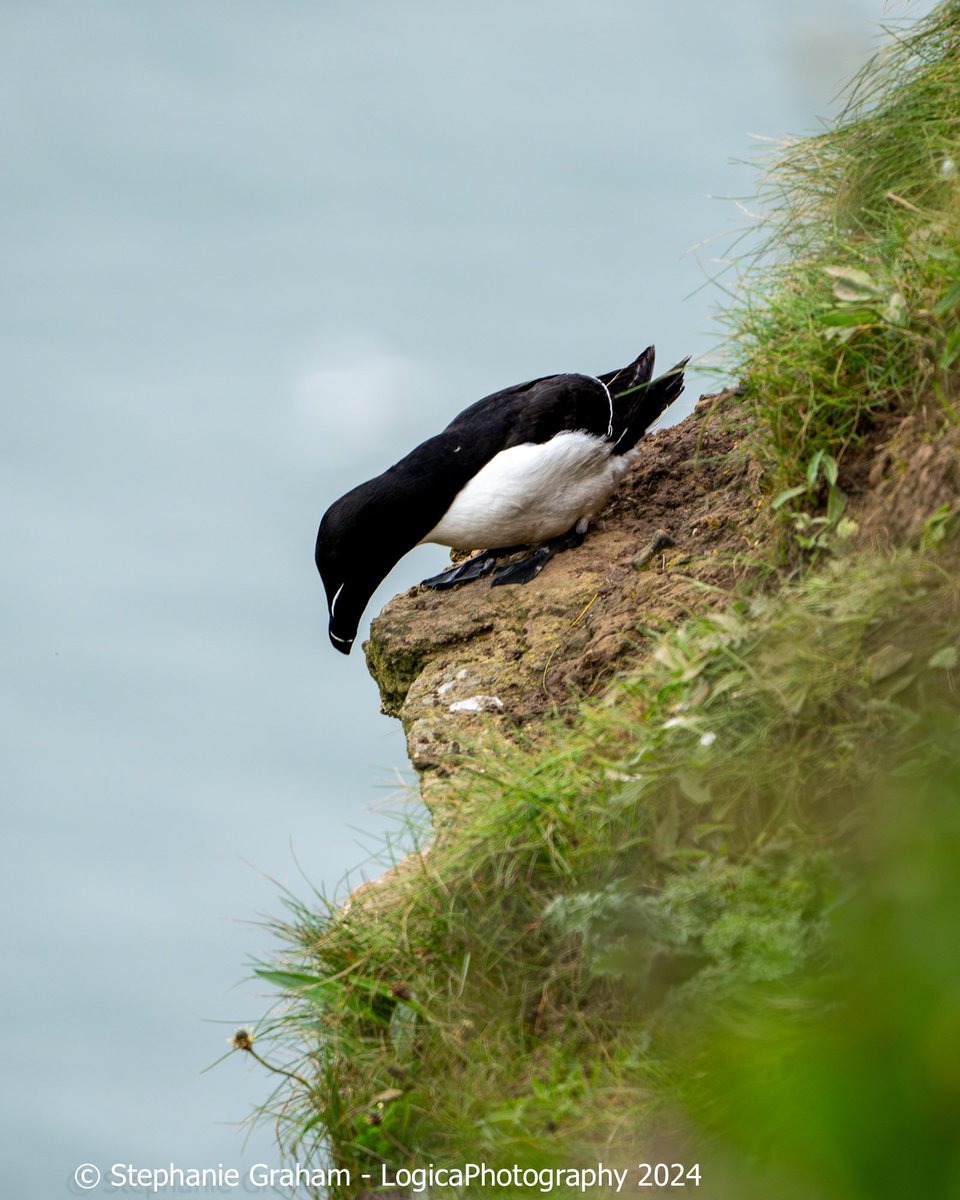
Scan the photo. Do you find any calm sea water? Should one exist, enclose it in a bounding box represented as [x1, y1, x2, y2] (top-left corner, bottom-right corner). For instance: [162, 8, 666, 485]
[2, 1, 933, 1194]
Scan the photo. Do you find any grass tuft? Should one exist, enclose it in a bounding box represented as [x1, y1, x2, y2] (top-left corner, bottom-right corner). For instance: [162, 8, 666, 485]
[728, 1, 960, 491]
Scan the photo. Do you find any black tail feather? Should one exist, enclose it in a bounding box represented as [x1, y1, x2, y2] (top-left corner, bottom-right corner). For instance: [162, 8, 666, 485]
[608, 353, 688, 454]
[598, 345, 656, 397]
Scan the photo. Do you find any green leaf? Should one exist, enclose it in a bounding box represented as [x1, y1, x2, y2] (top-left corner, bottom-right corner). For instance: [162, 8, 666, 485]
[254, 968, 334, 1007]
[864, 645, 913, 684]
[819, 306, 878, 327]
[388, 1003, 419, 1056]
[677, 770, 713, 806]
[884, 291, 907, 325]
[772, 484, 809, 511]
[255, 968, 327, 989]
[826, 486, 847, 522]
[822, 325, 860, 344]
[927, 646, 958, 670]
[835, 517, 859, 540]
[823, 265, 882, 297]
[939, 325, 960, 371]
[806, 450, 825, 488]
[934, 278, 960, 316]
[805, 450, 838, 489]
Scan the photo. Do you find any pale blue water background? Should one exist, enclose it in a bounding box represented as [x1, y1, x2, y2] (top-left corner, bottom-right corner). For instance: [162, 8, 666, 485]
[2, 2, 934, 1194]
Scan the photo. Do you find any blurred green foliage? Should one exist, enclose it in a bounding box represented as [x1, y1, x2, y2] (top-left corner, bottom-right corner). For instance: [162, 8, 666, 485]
[684, 747, 960, 1200]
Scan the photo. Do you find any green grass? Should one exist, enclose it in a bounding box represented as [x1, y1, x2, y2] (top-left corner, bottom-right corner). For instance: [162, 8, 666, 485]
[728, 0, 960, 492]
[233, 5, 960, 1196]
[240, 551, 960, 1196]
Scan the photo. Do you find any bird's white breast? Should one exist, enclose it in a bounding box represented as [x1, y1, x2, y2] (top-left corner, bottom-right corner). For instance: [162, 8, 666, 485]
[420, 431, 637, 550]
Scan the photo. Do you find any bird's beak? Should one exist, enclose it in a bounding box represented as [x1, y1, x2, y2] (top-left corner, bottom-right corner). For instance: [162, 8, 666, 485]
[328, 625, 354, 655]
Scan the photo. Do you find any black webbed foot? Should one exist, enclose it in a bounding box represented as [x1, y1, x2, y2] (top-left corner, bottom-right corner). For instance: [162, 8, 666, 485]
[421, 553, 496, 590]
[490, 523, 587, 588]
[421, 545, 524, 590]
[491, 548, 552, 586]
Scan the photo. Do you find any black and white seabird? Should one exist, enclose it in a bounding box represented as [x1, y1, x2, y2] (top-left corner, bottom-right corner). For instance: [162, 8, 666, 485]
[316, 346, 687, 654]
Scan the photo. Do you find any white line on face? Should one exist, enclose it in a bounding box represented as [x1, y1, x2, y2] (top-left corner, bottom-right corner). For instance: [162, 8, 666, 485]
[330, 582, 345, 616]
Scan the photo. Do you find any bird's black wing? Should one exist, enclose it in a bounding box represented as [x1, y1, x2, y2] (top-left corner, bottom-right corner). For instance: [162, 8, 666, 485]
[442, 371, 614, 451]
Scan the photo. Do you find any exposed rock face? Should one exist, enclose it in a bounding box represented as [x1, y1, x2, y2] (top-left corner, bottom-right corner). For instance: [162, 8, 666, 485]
[363, 389, 769, 807]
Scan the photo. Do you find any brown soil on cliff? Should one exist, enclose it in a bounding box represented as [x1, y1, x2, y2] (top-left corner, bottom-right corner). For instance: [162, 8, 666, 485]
[848, 405, 960, 548]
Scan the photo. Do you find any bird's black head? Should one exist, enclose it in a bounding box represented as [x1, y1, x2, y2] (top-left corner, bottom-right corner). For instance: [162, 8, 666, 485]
[315, 486, 394, 656]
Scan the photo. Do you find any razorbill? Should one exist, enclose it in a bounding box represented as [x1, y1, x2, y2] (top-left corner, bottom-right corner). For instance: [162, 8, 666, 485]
[316, 345, 687, 654]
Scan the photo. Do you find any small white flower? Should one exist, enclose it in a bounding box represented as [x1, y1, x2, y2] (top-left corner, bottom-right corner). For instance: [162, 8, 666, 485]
[941, 157, 956, 178]
[699, 731, 717, 747]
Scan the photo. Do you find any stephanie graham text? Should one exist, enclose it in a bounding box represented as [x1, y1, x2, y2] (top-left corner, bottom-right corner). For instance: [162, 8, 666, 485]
[100, 1159, 700, 1193]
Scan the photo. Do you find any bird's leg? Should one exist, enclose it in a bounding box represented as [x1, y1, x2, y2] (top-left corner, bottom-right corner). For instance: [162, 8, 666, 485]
[491, 522, 587, 587]
[420, 544, 526, 590]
